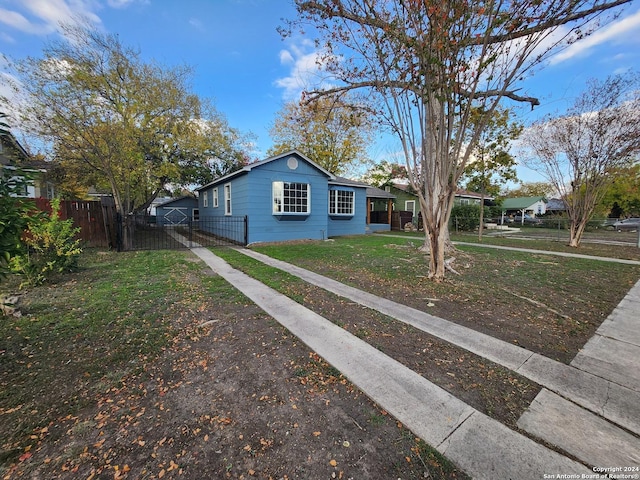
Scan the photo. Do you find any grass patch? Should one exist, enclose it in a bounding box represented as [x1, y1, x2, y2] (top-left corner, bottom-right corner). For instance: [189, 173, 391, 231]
[0, 249, 211, 464]
[240, 236, 639, 363]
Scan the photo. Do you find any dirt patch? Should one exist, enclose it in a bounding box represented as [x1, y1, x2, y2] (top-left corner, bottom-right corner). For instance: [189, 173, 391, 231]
[1, 256, 467, 480]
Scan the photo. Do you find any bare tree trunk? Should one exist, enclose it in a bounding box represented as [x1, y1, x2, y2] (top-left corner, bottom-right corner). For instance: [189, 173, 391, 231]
[478, 190, 486, 242]
[569, 219, 588, 247]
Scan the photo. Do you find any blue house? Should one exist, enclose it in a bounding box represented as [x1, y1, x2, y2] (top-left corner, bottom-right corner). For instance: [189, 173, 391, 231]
[155, 196, 199, 226]
[195, 150, 393, 245]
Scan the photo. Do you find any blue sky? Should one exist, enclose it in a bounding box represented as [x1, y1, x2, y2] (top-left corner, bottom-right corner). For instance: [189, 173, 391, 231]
[1, 0, 640, 183]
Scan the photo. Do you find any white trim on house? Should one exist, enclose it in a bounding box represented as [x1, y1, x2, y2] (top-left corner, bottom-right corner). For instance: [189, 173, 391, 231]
[224, 183, 232, 215]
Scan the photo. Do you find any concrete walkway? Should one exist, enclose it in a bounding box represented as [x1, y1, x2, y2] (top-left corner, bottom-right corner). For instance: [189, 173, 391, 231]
[184, 238, 640, 477]
[189, 247, 591, 479]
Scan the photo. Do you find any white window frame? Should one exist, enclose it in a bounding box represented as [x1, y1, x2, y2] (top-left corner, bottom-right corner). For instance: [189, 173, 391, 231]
[202, 191, 208, 208]
[213, 188, 219, 208]
[329, 189, 354, 216]
[224, 184, 232, 215]
[272, 181, 310, 215]
[405, 200, 415, 215]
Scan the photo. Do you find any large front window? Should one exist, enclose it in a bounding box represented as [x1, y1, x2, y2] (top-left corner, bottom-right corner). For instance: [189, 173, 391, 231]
[329, 189, 354, 215]
[273, 181, 310, 214]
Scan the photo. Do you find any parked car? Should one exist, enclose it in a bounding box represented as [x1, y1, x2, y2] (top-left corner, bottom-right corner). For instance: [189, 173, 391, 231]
[601, 218, 619, 229]
[513, 214, 542, 225]
[613, 218, 640, 231]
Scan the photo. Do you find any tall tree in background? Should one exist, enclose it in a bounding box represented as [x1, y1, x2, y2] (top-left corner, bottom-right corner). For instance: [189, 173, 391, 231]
[1, 25, 250, 249]
[284, 0, 633, 281]
[268, 94, 375, 175]
[461, 108, 521, 240]
[521, 73, 640, 247]
[597, 164, 640, 217]
[362, 160, 408, 188]
[503, 182, 556, 198]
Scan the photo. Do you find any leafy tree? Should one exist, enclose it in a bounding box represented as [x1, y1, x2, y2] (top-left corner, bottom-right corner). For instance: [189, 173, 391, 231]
[2, 25, 250, 249]
[597, 164, 640, 217]
[521, 73, 640, 247]
[268, 94, 375, 175]
[283, 0, 631, 281]
[502, 182, 556, 198]
[461, 108, 521, 240]
[362, 160, 408, 188]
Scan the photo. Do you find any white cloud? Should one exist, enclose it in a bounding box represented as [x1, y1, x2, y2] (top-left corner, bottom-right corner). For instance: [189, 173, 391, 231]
[549, 9, 640, 65]
[274, 39, 335, 101]
[0, 7, 55, 35]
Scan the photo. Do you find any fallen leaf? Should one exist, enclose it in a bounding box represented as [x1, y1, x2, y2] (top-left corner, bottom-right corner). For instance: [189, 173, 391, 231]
[18, 452, 32, 462]
[158, 468, 166, 478]
[313, 431, 321, 437]
[329, 459, 337, 467]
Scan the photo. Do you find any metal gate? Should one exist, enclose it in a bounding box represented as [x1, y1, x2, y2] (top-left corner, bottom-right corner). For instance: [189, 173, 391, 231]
[119, 215, 248, 251]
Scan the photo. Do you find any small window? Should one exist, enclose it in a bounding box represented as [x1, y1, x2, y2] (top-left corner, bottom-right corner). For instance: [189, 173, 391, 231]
[213, 188, 219, 208]
[224, 184, 231, 215]
[405, 200, 415, 215]
[202, 191, 208, 208]
[192, 209, 200, 221]
[273, 181, 310, 214]
[329, 189, 354, 215]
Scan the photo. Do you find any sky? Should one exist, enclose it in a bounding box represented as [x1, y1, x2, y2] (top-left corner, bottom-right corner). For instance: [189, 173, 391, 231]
[1, 0, 640, 184]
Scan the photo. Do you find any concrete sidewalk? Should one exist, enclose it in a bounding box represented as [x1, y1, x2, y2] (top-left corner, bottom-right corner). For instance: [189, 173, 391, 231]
[190, 247, 591, 479]
[233, 247, 640, 470]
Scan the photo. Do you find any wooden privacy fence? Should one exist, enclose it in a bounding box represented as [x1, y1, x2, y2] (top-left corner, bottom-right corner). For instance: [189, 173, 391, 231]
[33, 198, 117, 248]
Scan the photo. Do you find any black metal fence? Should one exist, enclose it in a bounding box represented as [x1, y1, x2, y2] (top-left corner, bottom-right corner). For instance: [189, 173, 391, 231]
[118, 215, 247, 251]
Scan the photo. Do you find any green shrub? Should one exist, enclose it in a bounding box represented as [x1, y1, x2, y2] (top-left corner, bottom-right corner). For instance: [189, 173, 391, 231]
[10, 198, 82, 287]
[450, 204, 488, 231]
[0, 169, 34, 279]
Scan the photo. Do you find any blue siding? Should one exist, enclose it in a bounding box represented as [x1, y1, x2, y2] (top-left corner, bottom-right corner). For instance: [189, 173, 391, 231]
[156, 197, 198, 226]
[245, 156, 329, 244]
[327, 186, 367, 237]
[197, 152, 371, 244]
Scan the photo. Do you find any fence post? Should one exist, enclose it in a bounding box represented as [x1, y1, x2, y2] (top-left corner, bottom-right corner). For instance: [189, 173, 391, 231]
[244, 216, 248, 246]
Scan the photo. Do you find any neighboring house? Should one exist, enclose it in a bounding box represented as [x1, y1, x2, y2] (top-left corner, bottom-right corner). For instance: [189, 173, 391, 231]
[195, 150, 394, 245]
[0, 132, 55, 199]
[546, 198, 568, 215]
[501, 196, 547, 219]
[379, 183, 492, 225]
[454, 189, 487, 206]
[155, 196, 199, 226]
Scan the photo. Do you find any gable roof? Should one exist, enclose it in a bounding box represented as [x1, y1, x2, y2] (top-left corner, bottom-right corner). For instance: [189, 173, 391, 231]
[331, 176, 395, 199]
[196, 150, 334, 191]
[156, 195, 198, 207]
[501, 196, 547, 210]
[547, 198, 568, 211]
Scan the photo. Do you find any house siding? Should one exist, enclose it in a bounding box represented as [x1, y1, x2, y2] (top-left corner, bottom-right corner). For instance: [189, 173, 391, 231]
[198, 152, 374, 245]
[327, 186, 367, 237]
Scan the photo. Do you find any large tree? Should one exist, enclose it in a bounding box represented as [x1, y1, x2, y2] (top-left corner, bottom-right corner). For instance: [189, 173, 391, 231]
[268, 94, 375, 175]
[284, 0, 633, 280]
[2, 26, 250, 248]
[521, 73, 640, 247]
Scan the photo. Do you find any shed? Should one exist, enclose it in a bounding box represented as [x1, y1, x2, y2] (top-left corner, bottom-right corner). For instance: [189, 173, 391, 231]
[155, 196, 199, 226]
